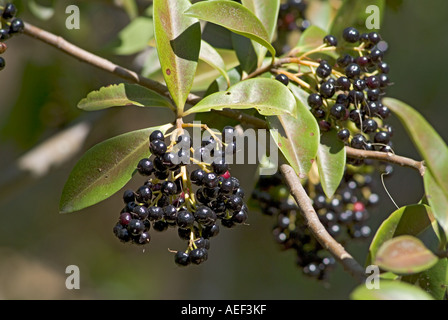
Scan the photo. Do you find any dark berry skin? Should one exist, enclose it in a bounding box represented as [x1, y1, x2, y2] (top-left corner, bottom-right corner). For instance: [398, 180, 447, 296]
[232, 210, 248, 224]
[162, 180, 178, 195]
[320, 120, 332, 132]
[123, 189, 135, 203]
[119, 212, 132, 226]
[369, 48, 384, 63]
[365, 76, 380, 89]
[164, 205, 178, 222]
[356, 56, 370, 68]
[316, 60, 332, 78]
[374, 131, 390, 144]
[275, 73, 289, 86]
[194, 206, 217, 226]
[366, 88, 381, 101]
[148, 206, 164, 221]
[135, 232, 151, 245]
[133, 205, 149, 220]
[221, 218, 236, 228]
[150, 130, 164, 142]
[362, 119, 378, 133]
[190, 169, 205, 185]
[114, 224, 131, 242]
[330, 104, 346, 120]
[9, 18, 24, 34]
[203, 172, 218, 189]
[153, 220, 169, 232]
[189, 248, 208, 265]
[307, 93, 323, 108]
[137, 158, 154, 176]
[212, 159, 229, 175]
[176, 134, 192, 148]
[319, 81, 335, 98]
[345, 63, 361, 78]
[337, 129, 350, 141]
[226, 195, 244, 211]
[150, 139, 167, 156]
[233, 187, 245, 198]
[337, 54, 354, 68]
[378, 73, 390, 88]
[377, 105, 391, 119]
[323, 35, 337, 47]
[378, 62, 390, 74]
[353, 79, 366, 91]
[351, 134, 367, 149]
[343, 27, 360, 43]
[177, 210, 195, 228]
[2, 4, 17, 19]
[336, 77, 351, 91]
[136, 186, 152, 202]
[128, 219, 145, 236]
[175, 251, 190, 266]
[0, 29, 10, 41]
[203, 224, 220, 238]
[154, 170, 169, 180]
[368, 32, 381, 44]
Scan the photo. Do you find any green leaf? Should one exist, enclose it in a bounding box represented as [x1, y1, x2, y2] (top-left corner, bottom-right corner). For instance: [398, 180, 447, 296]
[330, 0, 385, 37]
[77, 83, 174, 112]
[367, 204, 436, 265]
[375, 236, 439, 275]
[424, 170, 448, 236]
[241, 0, 280, 65]
[294, 25, 337, 58]
[185, 1, 276, 62]
[351, 280, 434, 300]
[28, 0, 55, 20]
[183, 78, 295, 117]
[59, 124, 173, 214]
[199, 40, 230, 88]
[231, 33, 258, 74]
[154, 0, 201, 113]
[267, 84, 319, 178]
[109, 17, 154, 55]
[120, 0, 138, 19]
[402, 258, 448, 300]
[316, 130, 346, 198]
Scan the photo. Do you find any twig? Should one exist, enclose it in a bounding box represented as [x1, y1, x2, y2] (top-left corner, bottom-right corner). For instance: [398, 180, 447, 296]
[280, 164, 367, 283]
[346, 147, 426, 176]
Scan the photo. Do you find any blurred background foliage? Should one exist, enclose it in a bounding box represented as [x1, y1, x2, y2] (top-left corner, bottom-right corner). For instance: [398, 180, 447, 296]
[0, 0, 447, 299]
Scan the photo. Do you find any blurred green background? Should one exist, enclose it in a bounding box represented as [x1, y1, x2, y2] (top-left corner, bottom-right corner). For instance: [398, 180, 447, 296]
[0, 0, 447, 299]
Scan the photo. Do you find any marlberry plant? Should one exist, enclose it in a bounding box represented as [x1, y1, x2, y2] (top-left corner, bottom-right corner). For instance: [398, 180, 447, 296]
[8, 0, 448, 300]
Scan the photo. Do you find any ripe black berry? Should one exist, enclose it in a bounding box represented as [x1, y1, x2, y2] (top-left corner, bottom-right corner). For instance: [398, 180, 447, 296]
[0, 57, 5, 70]
[362, 119, 378, 133]
[203, 172, 218, 188]
[175, 251, 190, 266]
[148, 206, 164, 221]
[2, 4, 17, 19]
[189, 248, 208, 265]
[164, 205, 178, 222]
[177, 210, 194, 228]
[368, 32, 381, 45]
[0, 29, 9, 41]
[9, 18, 24, 34]
[323, 35, 337, 47]
[377, 105, 391, 119]
[342, 27, 360, 43]
[123, 189, 135, 203]
[336, 77, 351, 91]
[162, 180, 178, 195]
[307, 93, 323, 108]
[337, 54, 354, 68]
[194, 206, 217, 226]
[150, 139, 167, 156]
[369, 48, 384, 63]
[275, 73, 289, 86]
[365, 76, 380, 89]
[150, 130, 164, 142]
[378, 62, 390, 74]
[374, 131, 390, 144]
[128, 219, 145, 235]
[136, 186, 152, 203]
[136, 232, 151, 245]
[226, 195, 244, 211]
[319, 81, 335, 98]
[316, 60, 332, 78]
[350, 134, 367, 149]
[337, 129, 350, 141]
[330, 104, 346, 120]
[345, 63, 361, 78]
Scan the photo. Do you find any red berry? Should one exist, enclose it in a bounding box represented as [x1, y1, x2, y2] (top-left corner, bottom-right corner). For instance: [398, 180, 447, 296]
[353, 201, 365, 212]
[221, 171, 231, 179]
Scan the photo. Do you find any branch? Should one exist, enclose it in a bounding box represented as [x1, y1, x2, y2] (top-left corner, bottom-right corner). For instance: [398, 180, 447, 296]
[23, 22, 202, 105]
[280, 164, 367, 283]
[346, 147, 426, 176]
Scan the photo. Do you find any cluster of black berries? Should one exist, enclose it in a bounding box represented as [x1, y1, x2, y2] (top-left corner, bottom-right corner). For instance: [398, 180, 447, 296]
[0, 3, 24, 70]
[307, 27, 394, 164]
[274, 0, 309, 54]
[113, 126, 248, 267]
[252, 168, 379, 280]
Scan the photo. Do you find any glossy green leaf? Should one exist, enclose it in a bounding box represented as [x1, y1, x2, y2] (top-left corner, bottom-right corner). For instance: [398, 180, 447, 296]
[367, 204, 436, 265]
[424, 170, 448, 236]
[109, 17, 154, 55]
[294, 26, 337, 58]
[351, 280, 434, 300]
[402, 258, 448, 300]
[384, 98, 448, 192]
[316, 130, 346, 198]
[77, 83, 174, 112]
[59, 124, 173, 214]
[267, 85, 319, 178]
[199, 40, 230, 87]
[185, 1, 276, 62]
[375, 236, 438, 275]
[330, 0, 385, 37]
[241, 0, 280, 65]
[154, 0, 201, 113]
[231, 33, 258, 74]
[183, 78, 295, 117]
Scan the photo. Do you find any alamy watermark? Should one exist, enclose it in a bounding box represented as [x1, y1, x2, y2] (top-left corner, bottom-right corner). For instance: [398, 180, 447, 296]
[65, 265, 80, 290]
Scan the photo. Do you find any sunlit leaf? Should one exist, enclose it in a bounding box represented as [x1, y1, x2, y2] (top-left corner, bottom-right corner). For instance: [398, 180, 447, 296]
[185, 1, 276, 61]
[351, 280, 434, 300]
[184, 78, 295, 117]
[109, 17, 154, 55]
[294, 25, 338, 58]
[375, 236, 439, 275]
[59, 124, 173, 214]
[424, 171, 448, 236]
[77, 83, 174, 112]
[316, 130, 346, 198]
[199, 40, 230, 87]
[154, 0, 201, 113]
